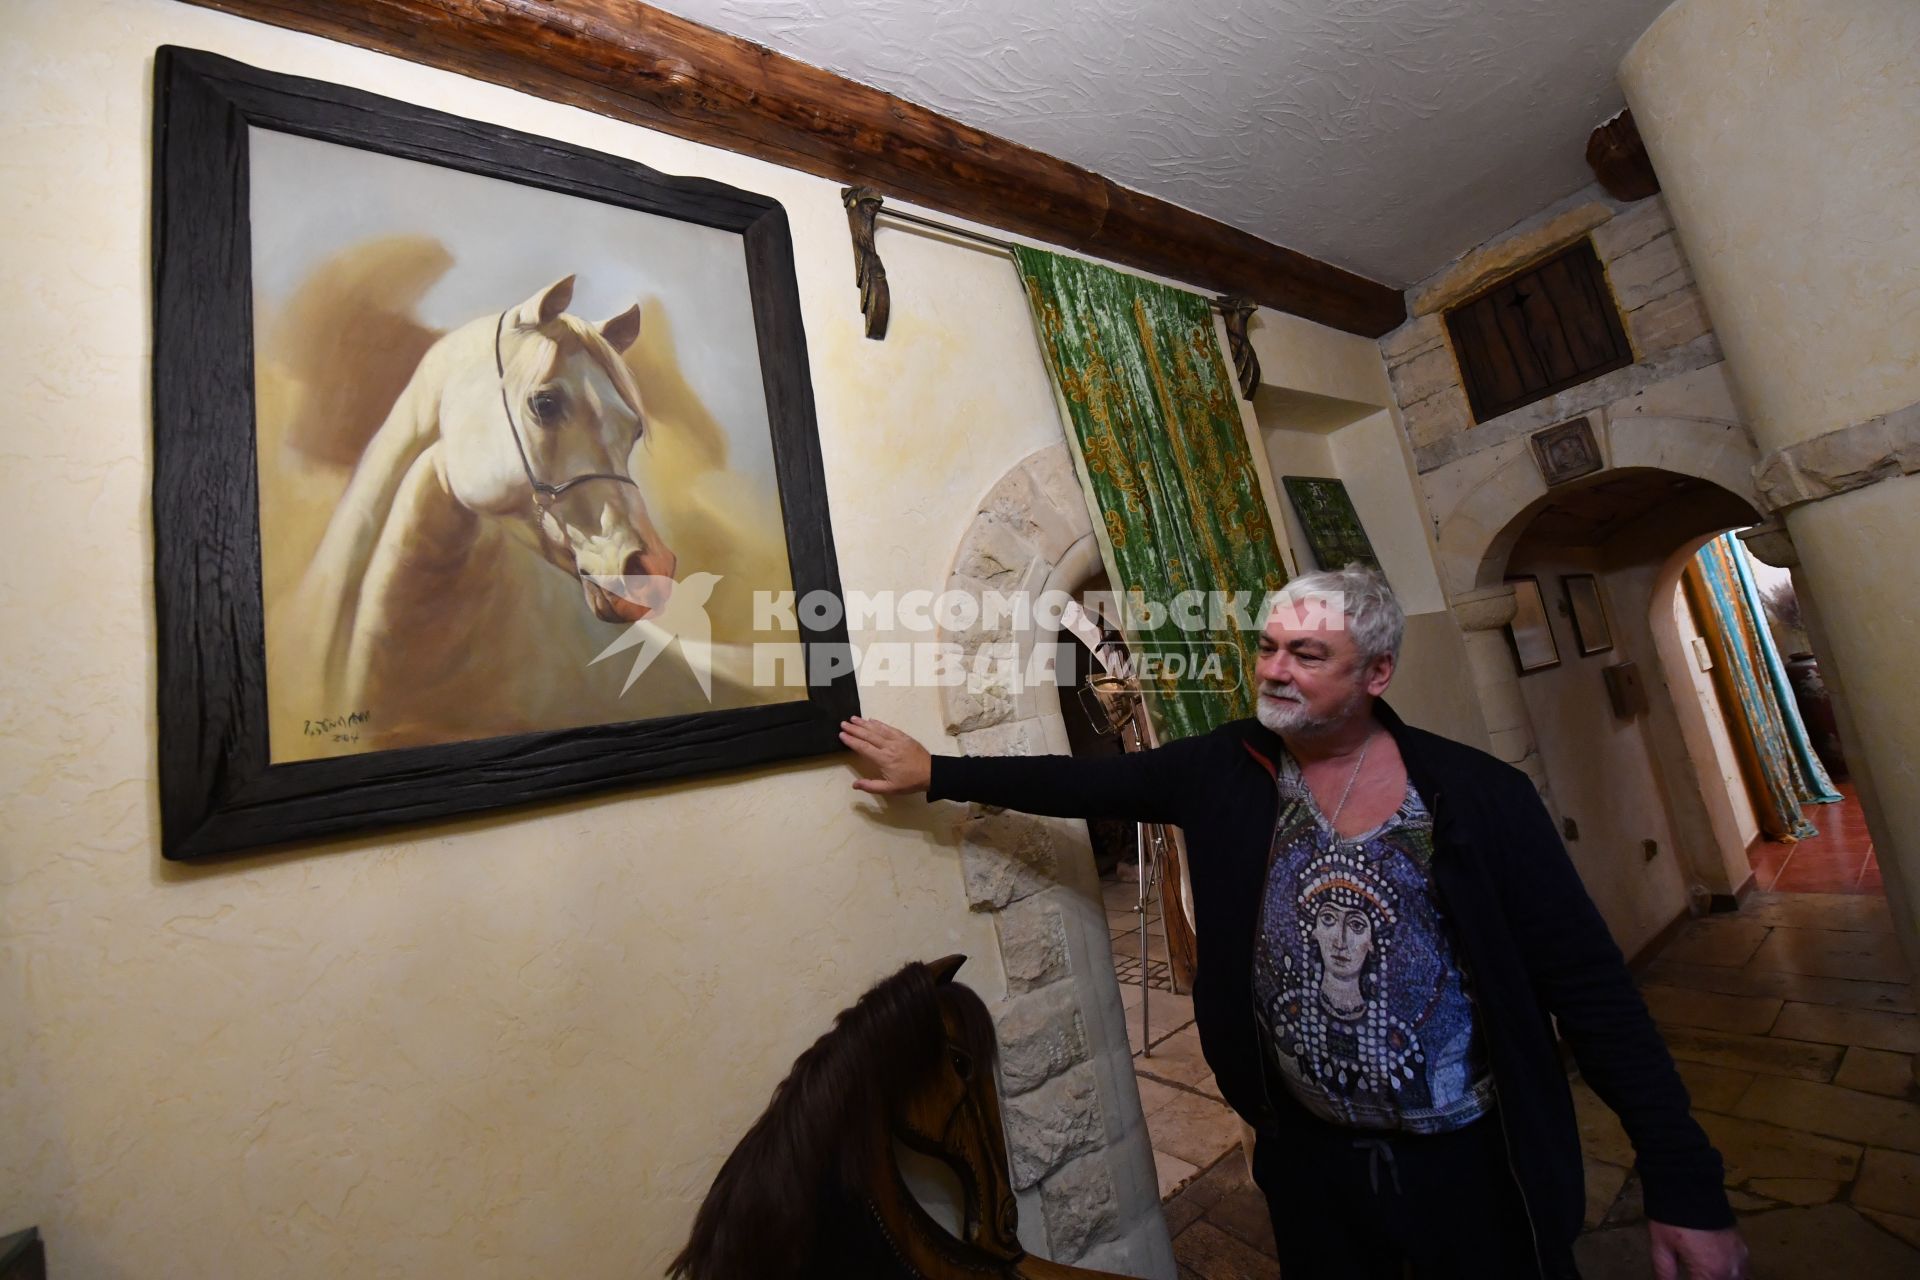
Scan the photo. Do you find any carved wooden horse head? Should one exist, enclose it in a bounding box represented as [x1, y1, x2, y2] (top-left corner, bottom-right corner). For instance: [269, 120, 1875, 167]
[667, 956, 1135, 1279]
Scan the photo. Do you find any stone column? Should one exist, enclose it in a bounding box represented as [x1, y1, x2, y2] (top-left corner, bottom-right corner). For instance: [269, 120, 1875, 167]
[1450, 585, 1554, 802]
[1622, 0, 1920, 970]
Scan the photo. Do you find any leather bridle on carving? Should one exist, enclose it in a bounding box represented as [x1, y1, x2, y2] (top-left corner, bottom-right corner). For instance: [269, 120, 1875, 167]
[494, 310, 639, 512]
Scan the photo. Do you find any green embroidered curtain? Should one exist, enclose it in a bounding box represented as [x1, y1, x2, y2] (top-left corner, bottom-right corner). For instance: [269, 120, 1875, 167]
[1012, 246, 1288, 742]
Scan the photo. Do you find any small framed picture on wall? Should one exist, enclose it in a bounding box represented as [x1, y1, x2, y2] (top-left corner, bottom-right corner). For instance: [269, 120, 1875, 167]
[1563, 573, 1615, 656]
[1504, 576, 1561, 673]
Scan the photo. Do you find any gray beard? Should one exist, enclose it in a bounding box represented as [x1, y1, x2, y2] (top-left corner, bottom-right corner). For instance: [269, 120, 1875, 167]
[1256, 693, 1312, 735]
[1255, 684, 1366, 737]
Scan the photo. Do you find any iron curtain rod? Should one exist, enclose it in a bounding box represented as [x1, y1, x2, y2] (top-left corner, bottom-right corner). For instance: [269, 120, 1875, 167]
[841, 185, 1262, 398]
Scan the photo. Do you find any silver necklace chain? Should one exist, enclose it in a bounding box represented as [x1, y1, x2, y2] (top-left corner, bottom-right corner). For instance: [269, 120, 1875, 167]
[1329, 731, 1377, 826]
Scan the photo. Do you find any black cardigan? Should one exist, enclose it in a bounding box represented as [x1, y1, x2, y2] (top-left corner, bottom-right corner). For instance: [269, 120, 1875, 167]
[930, 702, 1732, 1258]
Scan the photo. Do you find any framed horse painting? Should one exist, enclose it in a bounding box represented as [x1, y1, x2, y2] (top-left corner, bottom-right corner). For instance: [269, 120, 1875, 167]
[152, 47, 858, 858]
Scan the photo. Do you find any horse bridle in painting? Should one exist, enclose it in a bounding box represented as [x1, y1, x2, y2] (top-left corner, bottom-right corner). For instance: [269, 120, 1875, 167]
[493, 310, 639, 512]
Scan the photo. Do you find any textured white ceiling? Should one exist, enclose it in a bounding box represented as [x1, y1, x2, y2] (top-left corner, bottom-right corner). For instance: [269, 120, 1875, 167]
[653, 0, 1671, 288]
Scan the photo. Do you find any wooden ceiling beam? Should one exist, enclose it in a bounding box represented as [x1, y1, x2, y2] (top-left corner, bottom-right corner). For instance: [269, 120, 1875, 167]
[174, 0, 1407, 337]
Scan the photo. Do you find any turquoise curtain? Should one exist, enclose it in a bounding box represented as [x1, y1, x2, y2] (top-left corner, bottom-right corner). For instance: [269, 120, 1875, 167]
[1687, 533, 1839, 840]
[1011, 246, 1288, 742]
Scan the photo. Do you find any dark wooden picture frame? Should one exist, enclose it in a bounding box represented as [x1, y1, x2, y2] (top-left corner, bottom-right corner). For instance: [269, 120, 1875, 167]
[1563, 573, 1615, 656]
[152, 48, 857, 859]
[1503, 576, 1561, 674]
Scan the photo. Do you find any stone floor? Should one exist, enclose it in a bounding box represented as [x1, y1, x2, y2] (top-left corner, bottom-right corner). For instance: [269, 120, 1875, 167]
[1100, 875, 1920, 1279]
[1104, 874, 1245, 1204]
[1573, 889, 1919, 1277]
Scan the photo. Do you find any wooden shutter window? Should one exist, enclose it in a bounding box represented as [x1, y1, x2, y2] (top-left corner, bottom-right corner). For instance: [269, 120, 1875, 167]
[1444, 239, 1634, 423]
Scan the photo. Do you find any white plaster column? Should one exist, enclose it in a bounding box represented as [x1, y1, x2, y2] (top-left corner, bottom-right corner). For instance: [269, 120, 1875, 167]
[1623, 0, 1920, 970]
[1450, 585, 1553, 801]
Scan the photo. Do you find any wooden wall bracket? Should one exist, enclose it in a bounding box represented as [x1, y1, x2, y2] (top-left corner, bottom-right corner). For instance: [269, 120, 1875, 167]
[173, 0, 1405, 338]
[842, 186, 889, 340]
[1214, 295, 1260, 400]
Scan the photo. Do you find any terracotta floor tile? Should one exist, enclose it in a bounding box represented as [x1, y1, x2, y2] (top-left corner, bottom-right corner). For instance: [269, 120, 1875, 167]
[1172, 1220, 1282, 1280]
[1852, 1148, 1920, 1217]
[1732, 1076, 1920, 1153]
[1660, 918, 1772, 968]
[1773, 1002, 1920, 1054]
[1662, 1025, 1845, 1081]
[1747, 927, 1913, 984]
[1834, 1048, 1917, 1099]
[1642, 983, 1784, 1035]
[1694, 1112, 1862, 1183]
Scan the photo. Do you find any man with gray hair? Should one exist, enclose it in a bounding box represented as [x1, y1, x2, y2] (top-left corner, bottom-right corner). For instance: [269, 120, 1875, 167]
[842, 566, 1745, 1279]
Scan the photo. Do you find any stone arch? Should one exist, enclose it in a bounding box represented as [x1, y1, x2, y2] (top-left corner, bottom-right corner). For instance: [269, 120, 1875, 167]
[1431, 410, 1769, 902]
[1434, 413, 1761, 597]
[1431, 413, 1764, 793]
[933, 444, 1168, 1272]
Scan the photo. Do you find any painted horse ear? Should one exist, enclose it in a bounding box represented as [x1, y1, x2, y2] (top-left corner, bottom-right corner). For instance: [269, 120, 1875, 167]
[513, 275, 576, 328]
[600, 303, 642, 353]
[928, 954, 967, 985]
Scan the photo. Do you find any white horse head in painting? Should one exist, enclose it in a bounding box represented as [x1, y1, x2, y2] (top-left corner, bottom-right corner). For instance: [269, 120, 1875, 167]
[439, 274, 676, 619]
[275, 274, 702, 756]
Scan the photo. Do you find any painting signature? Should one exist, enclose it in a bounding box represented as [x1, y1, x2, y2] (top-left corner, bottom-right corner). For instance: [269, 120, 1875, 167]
[303, 709, 373, 744]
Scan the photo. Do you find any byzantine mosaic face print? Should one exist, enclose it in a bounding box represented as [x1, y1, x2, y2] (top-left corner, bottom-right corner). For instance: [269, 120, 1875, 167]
[1252, 758, 1494, 1133]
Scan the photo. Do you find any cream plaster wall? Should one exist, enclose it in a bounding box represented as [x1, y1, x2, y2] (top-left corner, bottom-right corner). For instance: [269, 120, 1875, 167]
[1327, 413, 1448, 618]
[1250, 349, 1487, 750]
[0, 0, 1225, 1274]
[1504, 547, 1690, 956]
[1622, 0, 1920, 964]
[1623, 0, 1919, 452]
[1257, 421, 1336, 575]
[1670, 580, 1762, 855]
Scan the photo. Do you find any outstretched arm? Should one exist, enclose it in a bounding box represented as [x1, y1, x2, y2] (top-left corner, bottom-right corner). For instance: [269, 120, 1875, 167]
[839, 717, 1203, 827]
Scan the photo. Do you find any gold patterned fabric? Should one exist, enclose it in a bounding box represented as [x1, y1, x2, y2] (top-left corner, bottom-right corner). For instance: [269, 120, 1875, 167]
[1013, 246, 1288, 741]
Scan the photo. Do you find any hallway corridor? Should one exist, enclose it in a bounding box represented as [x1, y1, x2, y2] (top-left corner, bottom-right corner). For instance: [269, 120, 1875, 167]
[1142, 889, 1919, 1278]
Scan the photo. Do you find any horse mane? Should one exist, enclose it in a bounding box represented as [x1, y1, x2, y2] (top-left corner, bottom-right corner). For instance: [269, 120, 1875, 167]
[501, 313, 648, 427]
[666, 961, 1001, 1280]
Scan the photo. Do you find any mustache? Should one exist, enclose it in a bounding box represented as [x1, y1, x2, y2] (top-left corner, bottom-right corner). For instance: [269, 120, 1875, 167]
[1259, 683, 1305, 703]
